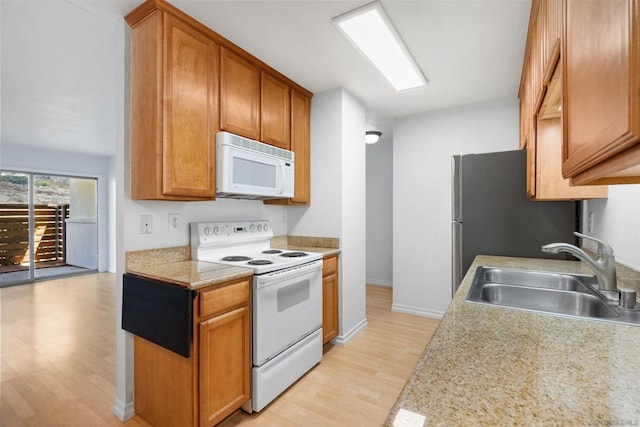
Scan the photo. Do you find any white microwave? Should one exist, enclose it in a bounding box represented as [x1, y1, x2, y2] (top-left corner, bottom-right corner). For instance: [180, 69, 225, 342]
[216, 131, 295, 199]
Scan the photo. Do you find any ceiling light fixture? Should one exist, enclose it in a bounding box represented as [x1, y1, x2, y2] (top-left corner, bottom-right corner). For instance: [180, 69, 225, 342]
[365, 130, 382, 144]
[333, 1, 426, 91]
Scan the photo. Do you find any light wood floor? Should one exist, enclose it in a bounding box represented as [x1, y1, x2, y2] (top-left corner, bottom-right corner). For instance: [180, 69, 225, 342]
[1, 275, 439, 426]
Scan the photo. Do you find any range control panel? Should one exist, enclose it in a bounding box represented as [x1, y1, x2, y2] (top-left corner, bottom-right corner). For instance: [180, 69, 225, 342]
[190, 220, 272, 246]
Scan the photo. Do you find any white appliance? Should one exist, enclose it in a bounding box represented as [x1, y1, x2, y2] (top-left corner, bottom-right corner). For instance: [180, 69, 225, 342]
[216, 131, 295, 200]
[191, 220, 323, 412]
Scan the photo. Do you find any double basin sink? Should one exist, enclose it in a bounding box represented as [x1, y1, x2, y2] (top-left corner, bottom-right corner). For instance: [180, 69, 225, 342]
[466, 267, 640, 326]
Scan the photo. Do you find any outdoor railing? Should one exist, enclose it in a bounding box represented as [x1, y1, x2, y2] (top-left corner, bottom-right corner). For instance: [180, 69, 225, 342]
[0, 204, 69, 271]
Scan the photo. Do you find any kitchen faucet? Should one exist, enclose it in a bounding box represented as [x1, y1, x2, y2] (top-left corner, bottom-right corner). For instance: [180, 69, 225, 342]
[541, 232, 617, 292]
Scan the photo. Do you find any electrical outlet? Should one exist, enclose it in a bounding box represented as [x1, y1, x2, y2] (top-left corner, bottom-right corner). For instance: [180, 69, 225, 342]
[588, 212, 594, 233]
[140, 215, 153, 234]
[168, 213, 180, 232]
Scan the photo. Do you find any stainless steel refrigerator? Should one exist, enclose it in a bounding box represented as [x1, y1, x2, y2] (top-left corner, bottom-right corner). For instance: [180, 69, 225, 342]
[451, 150, 577, 295]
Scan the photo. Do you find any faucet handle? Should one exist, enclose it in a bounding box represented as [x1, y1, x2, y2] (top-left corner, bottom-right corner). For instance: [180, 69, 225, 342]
[574, 232, 614, 257]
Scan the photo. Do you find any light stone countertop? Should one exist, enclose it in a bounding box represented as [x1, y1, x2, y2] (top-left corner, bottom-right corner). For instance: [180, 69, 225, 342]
[125, 239, 339, 290]
[386, 255, 640, 426]
[126, 246, 253, 290]
[274, 245, 340, 257]
[127, 260, 253, 289]
[271, 235, 341, 257]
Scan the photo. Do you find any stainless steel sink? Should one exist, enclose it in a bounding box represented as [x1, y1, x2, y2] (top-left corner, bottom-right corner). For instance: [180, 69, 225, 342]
[482, 268, 597, 292]
[466, 267, 640, 326]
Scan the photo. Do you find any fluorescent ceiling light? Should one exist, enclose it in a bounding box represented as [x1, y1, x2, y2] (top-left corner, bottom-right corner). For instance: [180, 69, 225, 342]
[333, 1, 426, 91]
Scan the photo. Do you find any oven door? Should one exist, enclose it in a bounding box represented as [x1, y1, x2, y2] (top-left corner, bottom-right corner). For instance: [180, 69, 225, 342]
[253, 260, 322, 366]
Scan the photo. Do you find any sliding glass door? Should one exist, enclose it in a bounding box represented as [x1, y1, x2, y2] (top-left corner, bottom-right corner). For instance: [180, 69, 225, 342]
[0, 171, 98, 286]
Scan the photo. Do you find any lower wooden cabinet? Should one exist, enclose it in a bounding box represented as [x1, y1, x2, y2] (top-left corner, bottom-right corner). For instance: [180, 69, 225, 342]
[322, 255, 339, 345]
[134, 277, 251, 427]
[199, 306, 250, 426]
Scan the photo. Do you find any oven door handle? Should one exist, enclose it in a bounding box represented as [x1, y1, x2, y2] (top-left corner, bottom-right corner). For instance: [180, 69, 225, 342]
[256, 260, 322, 288]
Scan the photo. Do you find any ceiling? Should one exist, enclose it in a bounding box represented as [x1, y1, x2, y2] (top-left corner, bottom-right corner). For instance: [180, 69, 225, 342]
[0, 0, 531, 156]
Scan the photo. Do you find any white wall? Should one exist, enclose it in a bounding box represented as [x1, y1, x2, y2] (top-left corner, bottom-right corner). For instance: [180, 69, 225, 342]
[0, 142, 111, 272]
[392, 97, 519, 317]
[123, 199, 287, 251]
[583, 185, 640, 270]
[288, 89, 342, 237]
[109, 155, 116, 273]
[288, 88, 368, 344]
[366, 137, 393, 286]
[339, 90, 367, 343]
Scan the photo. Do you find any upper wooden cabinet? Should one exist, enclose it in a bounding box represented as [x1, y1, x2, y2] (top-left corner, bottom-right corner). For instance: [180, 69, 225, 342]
[265, 89, 311, 205]
[561, 0, 640, 185]
[261, 72, 291, 150]
[126, 0, 313, 201]
[128, 10, 218, 200]
[519, 0, 607, 200]
[220, 48, 261, 141]
[289, 90, 311, 204]
[542, 0, 561, 80]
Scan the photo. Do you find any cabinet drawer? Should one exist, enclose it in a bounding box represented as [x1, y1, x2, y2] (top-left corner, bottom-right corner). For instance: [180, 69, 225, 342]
[200, 278, 250, 319]
[323, 256, 337, 276]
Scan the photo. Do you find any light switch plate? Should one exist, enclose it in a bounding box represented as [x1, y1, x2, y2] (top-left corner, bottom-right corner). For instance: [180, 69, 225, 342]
[168, 213, 180, 232]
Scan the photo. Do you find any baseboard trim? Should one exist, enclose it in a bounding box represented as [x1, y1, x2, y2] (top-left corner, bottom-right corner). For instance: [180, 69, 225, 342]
[366, 278, 392, 287]
[112, 399, 135, 422]
[391, 303, 444, 320]
[333, 318, 368, 345]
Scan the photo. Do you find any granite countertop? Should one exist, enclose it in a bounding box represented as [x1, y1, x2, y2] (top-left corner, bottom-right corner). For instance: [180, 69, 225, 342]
[127, 260, 253, 290]
[271, 235, 341, 257]
[125, 236, 340, 290]
[125, 246, 253, 290]
[275, 244, 340, 257]
[386, 255, 640, 426]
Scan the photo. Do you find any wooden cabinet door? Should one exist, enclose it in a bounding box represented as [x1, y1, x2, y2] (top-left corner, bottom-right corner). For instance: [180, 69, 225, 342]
[322, 272, 338, 345]
[199, 306, 251, 427]
[562, 0, 640, 181]
[261, 72, 290, 149]
[220, 48, 260, 140]
[290, 90, 311, 204]
[542, 0, 561, 81]
[162, 15, 218, 198]
[322, 255, 338, 345]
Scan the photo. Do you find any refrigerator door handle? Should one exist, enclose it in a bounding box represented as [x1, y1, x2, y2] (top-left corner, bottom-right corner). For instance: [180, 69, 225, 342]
[452, 221, 463, 297]
[451, 156, 462, 221]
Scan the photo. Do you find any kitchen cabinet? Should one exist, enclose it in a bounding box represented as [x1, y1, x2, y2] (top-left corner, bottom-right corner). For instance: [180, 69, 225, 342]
[220, 48, 261, 141]
[261, 71, 291, 150]
[322, 254, 339, 345]
[561, 0, 640, 185]
[519, 0, 607, 200]
[199, 279, 251, 427]
[127, 9, 218, 200]
[265, 89, 312, 205]
[542, 0, 561, 81]
[126, 0, 313, 202]
[133, 277, 251, 427]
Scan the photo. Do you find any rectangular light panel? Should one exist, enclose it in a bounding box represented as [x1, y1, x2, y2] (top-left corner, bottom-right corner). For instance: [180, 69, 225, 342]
[333, 2, 426, 91]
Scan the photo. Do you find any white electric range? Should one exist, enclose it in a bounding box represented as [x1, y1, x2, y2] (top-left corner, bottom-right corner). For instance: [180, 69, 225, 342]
[190, 220, 323, 412]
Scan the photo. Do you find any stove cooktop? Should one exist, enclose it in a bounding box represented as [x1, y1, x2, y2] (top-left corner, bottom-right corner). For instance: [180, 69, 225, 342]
[190, 220, 322, 274]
